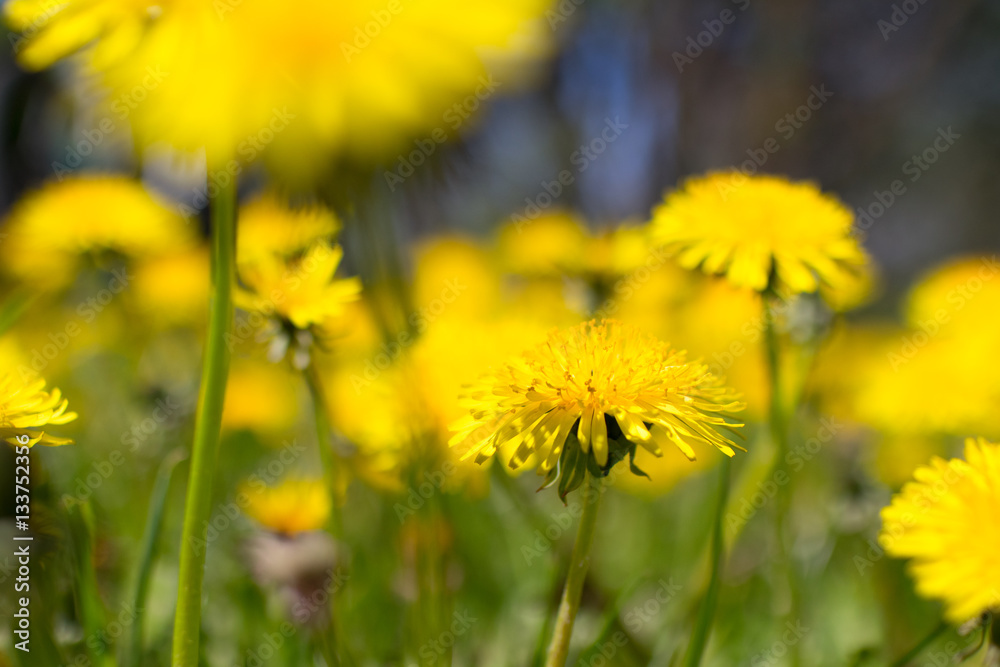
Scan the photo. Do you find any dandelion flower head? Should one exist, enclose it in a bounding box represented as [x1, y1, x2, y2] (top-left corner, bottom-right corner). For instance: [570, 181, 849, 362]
[880, 437, 1000, 624]
[450, 320, 745, 487]
[650, 172, 869, 303]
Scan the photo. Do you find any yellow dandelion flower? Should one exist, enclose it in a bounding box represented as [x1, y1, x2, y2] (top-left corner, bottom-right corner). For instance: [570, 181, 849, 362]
[495, 211, 588, 277]
[650, 172, 869, 301]
[413, 237, 501, 323]
[242, 478, 330, 536]
[237, 195, 340, 266]
[880, 437, 1000, 624]
[238, 242, 361, 331]
[222, 360, 301, 435]
[131, 246, 210, 326]
[450, 320, 744, 492]
[237, 242, 362, 365]
[1, 375, 77, 447]
[5, 0, 552, 170]
[1, 175, 192, 289]
[904, 255, 1000, 341]
[582, 224, 654, 281]
[855, 335, 1000, 439]
[496, 214, 655, 290]
[323, 314, 556, 492]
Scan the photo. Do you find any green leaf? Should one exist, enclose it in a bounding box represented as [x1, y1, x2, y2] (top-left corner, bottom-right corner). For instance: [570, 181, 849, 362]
[557, 430, 589, 503]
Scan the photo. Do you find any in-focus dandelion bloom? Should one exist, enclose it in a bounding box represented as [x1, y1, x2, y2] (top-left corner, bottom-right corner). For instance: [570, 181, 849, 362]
[5, 0, 552, 171]
[0, 175, 192, 289]
[242, 478, 331, 536]
[650, 173, 869, 303]
[1, 375, 77, 447]
[880, 437, 1000, 624]
[450, 320, 744, 487]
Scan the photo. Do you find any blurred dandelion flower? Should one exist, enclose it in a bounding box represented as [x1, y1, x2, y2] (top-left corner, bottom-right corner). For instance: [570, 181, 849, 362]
[496, 212, 650, 282]
[242, 478, 331, 536]
[1, 375, 77, 447]
[581, 224, 654, 282]
[237, 234, 361, 368]
[0, 175, 192, 290]
[855, 337, 1000, 440]
[496, 211, 588, 277]
[450, 320, 744, 493]
[221, 360, 301, 435]
[650, 173, 869, 303]
[5, 0, 553, 170]
[132, 246, 211, 326]
[243, 480, 342, 629]
[904, 255, 1000, 338]
[323, 303, 558, 494]
[237, 194, 341, 265]
[880, 437, 1000, 624]
[823, 257, 1000, 442]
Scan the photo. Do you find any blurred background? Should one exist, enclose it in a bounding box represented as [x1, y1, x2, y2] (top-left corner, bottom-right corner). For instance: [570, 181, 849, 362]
[2, 0, 998, 297]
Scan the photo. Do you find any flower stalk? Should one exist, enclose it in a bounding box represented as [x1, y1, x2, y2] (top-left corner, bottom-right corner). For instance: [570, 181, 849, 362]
[763, 295, 803, 667]
[172, 174, 237, 667]
[303, 362, 351, 667]
[544, 470, 604, 667]
[682, 457, 731, 667]
[303, 362, 343, 538]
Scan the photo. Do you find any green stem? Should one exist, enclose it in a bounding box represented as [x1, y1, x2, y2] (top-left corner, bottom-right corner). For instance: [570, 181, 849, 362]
[763, 298, 787, 457]
[124, 450, 184, 667]
[171, 175, 237, 667]
[544, 471, 603, 667]
[303, 363, 342, 537]
[67, 500, 109, 667]
[682, 457, 731, 667]
[764, 297, 803, 667]
[887, 621, 948, 667]
[316, 630, 342, 667]
[303, 363, 350, 667]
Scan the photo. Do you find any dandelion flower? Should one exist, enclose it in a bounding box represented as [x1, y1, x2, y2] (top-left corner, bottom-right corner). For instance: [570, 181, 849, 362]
[237, 195, 341, 266]
[1, 175, 192, 289]
[1, 375, 78, 447]
[880, 437, 1000, 624]
[238, 241, 361, 331]
[496, 213, 653, 286]
[450, 320, 744, 491]
[242, 478, 331, 536]
[904, 255, 1000, 342]
[856, 337, 1000, 439]
[496, 211, 588, 277]
[582, 224, 654, 282]
[132, 246, 210, 326]
[221, 360, 301, 435]
[324, 296, 563, 493]
[237, 239, 361, 367]
[650, 173, 869, 302]
[5, 0, 553, 169]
